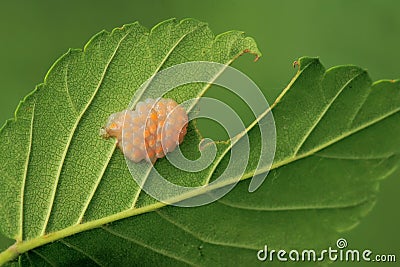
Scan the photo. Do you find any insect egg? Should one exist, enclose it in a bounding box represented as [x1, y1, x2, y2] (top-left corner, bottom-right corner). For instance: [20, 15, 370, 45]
[102, 98, 188, 163]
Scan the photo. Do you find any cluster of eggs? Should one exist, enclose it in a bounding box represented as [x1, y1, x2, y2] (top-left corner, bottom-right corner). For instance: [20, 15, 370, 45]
[102, 98, 188, 163]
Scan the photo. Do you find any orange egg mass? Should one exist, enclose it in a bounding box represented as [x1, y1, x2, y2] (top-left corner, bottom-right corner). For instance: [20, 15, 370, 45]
[103, 98, 188, 163]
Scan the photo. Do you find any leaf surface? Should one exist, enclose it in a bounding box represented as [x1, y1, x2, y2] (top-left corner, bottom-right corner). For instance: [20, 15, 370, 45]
[0, 19, 399, 266]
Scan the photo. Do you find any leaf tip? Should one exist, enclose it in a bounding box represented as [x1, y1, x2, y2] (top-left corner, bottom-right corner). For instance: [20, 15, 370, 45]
[294, 56, 320, 71]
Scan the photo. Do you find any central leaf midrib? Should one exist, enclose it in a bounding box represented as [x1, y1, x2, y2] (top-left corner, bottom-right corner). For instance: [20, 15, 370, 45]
[7, 122, 386, 260]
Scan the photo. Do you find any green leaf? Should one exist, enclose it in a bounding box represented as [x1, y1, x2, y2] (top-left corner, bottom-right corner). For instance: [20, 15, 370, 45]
[0, 18, 261, 265]
[0, 18, 399, 267]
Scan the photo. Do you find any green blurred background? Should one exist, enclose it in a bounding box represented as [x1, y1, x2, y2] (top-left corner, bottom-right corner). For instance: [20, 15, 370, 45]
[0, 0, 398, 265]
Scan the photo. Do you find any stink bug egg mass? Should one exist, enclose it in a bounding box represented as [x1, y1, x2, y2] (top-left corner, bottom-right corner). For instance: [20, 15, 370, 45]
[103, 98, 188, 163]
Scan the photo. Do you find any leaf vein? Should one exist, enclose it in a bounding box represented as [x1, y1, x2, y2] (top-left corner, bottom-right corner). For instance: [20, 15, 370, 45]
[156, 211, 258, 250]
[217, 197, 371, 212]
[31, 250, 56, 267]
[101, 226, 195, 266]
[314, 152, 396, 160]
[20, 103, 35, 241]
[59, 240, 105, 267]
[63, 61, 78, 116]
[203, 58, 316, 185]
[41, 29, 132, 234]
[24, 252, 34, 267]
[293, 71, 365, 156]
[348, 87, 372, 126]
[129, 23, 206, 109]
[255, 106, 400, 175]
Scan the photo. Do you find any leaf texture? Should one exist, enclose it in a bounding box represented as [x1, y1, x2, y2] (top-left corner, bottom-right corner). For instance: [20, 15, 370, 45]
[0, 19, 399, 266]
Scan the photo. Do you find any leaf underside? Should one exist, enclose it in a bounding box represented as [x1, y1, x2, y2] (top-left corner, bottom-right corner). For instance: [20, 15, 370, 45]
[0, 18, 399, 266]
